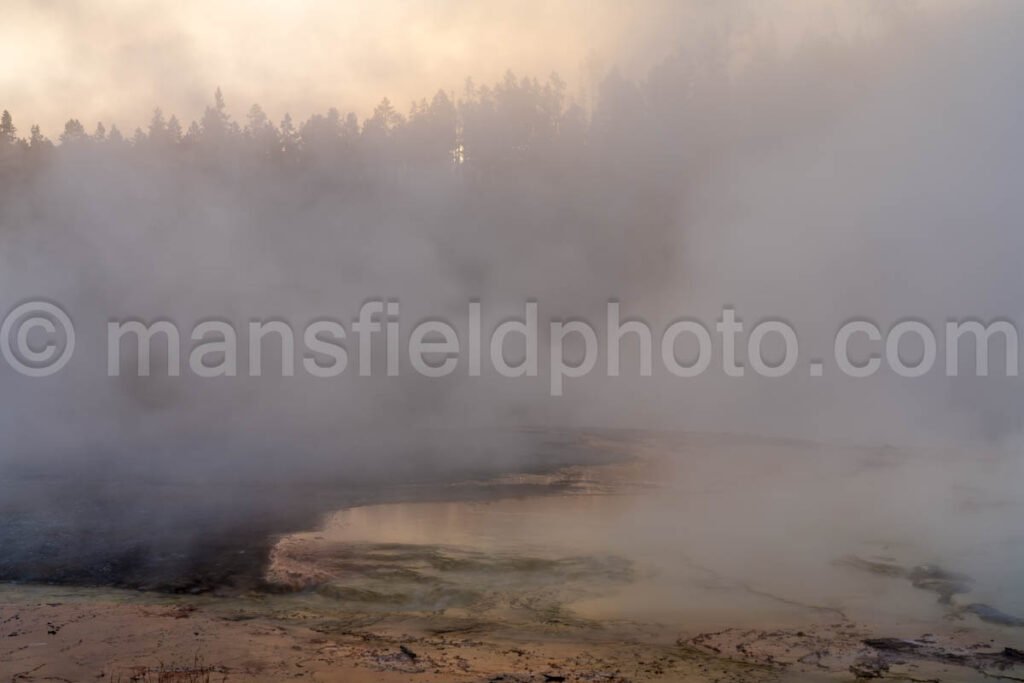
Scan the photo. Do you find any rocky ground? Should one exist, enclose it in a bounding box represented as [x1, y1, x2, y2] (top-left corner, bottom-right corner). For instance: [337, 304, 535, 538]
[2, 585, 1024, 682]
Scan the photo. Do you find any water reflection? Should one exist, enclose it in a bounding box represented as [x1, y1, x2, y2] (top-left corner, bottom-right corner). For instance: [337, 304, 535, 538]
[269, 434, 1024, 635]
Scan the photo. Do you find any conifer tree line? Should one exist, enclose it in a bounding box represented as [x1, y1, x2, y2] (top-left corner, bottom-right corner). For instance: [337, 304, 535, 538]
[0, 53, 855, 302]
[2, 45, 827, 180]
[0, 72, 626, 178]
[0, 47, 856, 186]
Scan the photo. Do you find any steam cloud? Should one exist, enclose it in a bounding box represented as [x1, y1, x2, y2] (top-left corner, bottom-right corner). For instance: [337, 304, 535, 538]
[0, 0, 1021, 588]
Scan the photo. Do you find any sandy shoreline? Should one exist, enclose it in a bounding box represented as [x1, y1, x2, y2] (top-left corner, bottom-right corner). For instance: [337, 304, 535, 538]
[3, 583, 1022, 682]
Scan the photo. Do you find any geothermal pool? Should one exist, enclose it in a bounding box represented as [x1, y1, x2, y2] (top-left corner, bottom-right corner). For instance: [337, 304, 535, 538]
[4, 432, 1024, 682]
[267, 434, 1024, 634]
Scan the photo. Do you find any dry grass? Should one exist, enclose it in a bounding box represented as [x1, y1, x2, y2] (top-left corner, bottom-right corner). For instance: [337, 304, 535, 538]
[109, 656, 228, 683]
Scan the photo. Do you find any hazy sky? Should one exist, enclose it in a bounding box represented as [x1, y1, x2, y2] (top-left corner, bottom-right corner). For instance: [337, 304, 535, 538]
[1, 0, 929, 136]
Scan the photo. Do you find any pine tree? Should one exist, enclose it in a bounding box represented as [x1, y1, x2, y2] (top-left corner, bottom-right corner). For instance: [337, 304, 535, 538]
[0, 110, 16, 143]
[201, 87, 238, 141]
[167, 116, 183, 143]
[29, 125, 52, 149]
[60, 119, 87, 145]
[148, 108, 167, 144]
[365, 98, 403, 136]
[280, 113, 299, 161]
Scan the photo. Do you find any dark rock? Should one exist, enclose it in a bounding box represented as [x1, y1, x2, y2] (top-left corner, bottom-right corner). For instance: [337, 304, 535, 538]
[963, 604, 1024, 627]
[850, 656, 890, 679]
[863, 638, 923, 653]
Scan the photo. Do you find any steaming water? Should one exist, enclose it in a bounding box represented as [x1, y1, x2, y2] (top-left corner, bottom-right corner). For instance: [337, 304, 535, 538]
[268, 434, 1024, 636]
[2, 431, 1022, 660]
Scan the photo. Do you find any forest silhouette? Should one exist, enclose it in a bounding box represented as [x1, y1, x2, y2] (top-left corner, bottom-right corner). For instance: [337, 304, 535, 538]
[0, 72, 634, 177]
[0, 51, 859, 307]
